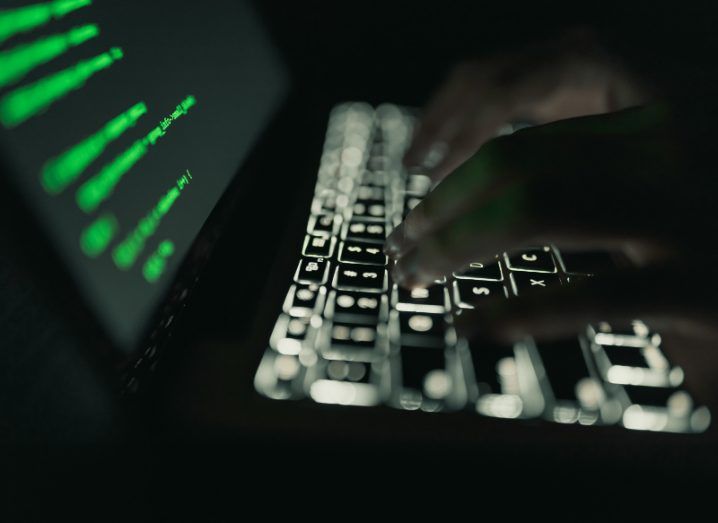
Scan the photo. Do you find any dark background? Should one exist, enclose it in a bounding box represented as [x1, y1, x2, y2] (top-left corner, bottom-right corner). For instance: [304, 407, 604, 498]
[4, 0, 718, 515]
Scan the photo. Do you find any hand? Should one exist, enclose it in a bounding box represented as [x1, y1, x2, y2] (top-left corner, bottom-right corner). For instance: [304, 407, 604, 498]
[403, 29, 651, 183]
[386, 104, 718, 349]
[386, 104, 700, 288]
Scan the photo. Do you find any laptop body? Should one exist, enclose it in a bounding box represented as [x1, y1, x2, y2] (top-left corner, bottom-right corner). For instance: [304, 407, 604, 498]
[1, 0, 717, 476]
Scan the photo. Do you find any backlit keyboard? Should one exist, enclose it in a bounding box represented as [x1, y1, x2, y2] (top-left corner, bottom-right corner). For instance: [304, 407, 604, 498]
[254, 102, 710, 434]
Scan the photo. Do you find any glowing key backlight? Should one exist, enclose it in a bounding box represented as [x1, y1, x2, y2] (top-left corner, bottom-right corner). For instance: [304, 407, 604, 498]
[112, 170, 192, 270]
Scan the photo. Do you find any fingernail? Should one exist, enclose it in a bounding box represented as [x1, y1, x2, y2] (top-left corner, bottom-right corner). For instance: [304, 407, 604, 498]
[392, 254, 428, 289]
[391, 264, 404, 285]
[391, 256, 413, 286]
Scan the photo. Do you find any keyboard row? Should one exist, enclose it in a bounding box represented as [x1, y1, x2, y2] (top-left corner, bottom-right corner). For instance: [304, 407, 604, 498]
[254, 102, 710, 434]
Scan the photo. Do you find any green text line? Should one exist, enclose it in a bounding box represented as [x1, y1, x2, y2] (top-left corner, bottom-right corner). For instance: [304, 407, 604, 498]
[0, 24, 99, 89]
[142, 240, 175, 283]
[75, 96, 196, 213]
[0, 46, 123, 128]
[42, 101, 147, 194]
[80, 213, 118, 257]
[112, 170, 193, 270]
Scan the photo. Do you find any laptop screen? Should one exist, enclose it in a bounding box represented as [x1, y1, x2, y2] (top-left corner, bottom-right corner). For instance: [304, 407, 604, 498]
[0, 0, 288, 352]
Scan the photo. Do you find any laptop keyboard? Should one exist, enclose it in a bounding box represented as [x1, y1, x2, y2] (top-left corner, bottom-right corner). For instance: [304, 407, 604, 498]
[254, 102, 710, 434]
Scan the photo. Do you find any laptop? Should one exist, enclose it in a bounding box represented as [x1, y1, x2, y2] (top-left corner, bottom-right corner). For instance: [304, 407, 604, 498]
[0, 0, 714, 460]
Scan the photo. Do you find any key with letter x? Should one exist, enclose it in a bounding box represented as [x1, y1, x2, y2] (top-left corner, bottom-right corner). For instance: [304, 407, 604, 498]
[510, 272, 561, 296]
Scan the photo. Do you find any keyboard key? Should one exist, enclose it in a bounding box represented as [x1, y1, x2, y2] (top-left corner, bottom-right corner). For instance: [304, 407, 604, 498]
[308, 213, 340, 237]
[510, 272, 560, 296]
[591, 341, 679, 387]
[361, 170, 389, 187]
[453, 280, 506, 309]
[369, 143, 386, 156]
[324, 360, 373, 384]
[403, 195, 422, 218]
[295, 257, 330, 285]
[343, 219, 386, 243]
[396, 345, 452, 405]
[602, 345, 651, 368]
[302, 235, 336, 258]
[405, 174, 431, 196]
[282, 284, 326, 317]
[325, 290, 388, 324]
[254, 351, 305, 400]
[306, 358, 381, 407]
[564, 274, 591, 285]
[453, 260, 503, 281]
[559, 249, 625, 275]
[397, 311, 447, 348]
[316, 171, 338, 191]
[330, 322, 379, 348]
[333, 264, 388, 292]
[589, 320, 657, 347]
[351, 199, 386, 220]
[368, 155, 390, 171]
[505, 247, 556, 273]
[621, 385, 691, 409]
[530, 338, 607, 424]
[619, 385, 708, 433]
[338, 240, 387, 265]
[465, 339, 518, 397]
[399, 345, 450, 397]
[394, 284, 448, 313]
[319, 320, 388, 361]
[357, 185, 385, 200]
[311, 190, 340, 214]
[335, 174, 357, 195]
[269, 315, 315, 355]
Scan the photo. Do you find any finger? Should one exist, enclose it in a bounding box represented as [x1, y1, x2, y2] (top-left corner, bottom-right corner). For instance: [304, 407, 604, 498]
[425, 111, 505, 183]
[403, 66, 480, 168]
[385, 136, 516, 258]
[391, 181, 530, 288]
[392, 210, 667, 290]
[388, 105, 678, 263]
